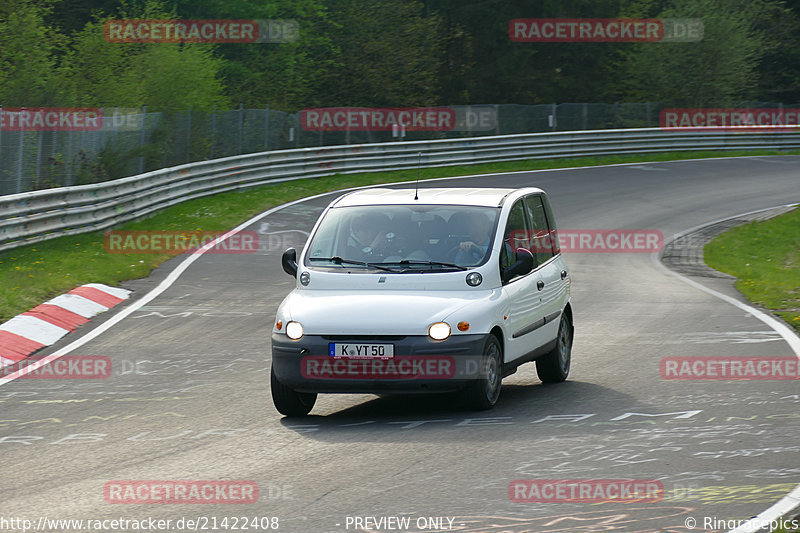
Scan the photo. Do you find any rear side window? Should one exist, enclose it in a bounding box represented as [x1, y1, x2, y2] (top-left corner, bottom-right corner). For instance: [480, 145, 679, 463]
[524, 195, 558, 264]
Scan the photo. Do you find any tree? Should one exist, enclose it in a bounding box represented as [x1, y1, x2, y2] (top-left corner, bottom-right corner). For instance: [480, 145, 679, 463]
[319, 0, 444, 107]
[169, 0, 337, 109]
[62, 0, 229, 111]
[0, 0, 72, 106]
[621, 0, 791, 106]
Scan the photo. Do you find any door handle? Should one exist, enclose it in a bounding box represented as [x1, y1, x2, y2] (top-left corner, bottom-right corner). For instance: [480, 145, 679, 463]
[537, 280, 545, 291]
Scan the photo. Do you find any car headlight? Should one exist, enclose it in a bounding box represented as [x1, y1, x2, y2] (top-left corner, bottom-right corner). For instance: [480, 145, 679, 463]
[428, 322, 451, 340]
[286, 321, 304, 340]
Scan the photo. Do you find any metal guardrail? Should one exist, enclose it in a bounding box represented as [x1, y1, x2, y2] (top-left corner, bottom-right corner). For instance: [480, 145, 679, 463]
[2, 127, 799, 252]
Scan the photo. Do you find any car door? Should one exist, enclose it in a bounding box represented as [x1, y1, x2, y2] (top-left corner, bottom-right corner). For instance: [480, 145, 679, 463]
[499, 198, 549, 362]
[525, 194, 568, 341]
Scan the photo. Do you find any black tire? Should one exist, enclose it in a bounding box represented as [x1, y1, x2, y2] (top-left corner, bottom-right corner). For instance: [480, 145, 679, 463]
[271, 367, 317, 417]
[463, 335, 503, 410]
[536, 314, 572, 383]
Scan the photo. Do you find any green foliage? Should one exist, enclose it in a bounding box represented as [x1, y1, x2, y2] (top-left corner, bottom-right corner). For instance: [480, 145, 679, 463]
[622, 0, 795, 105]
[319, 0, 444, 106]
[0, 0, 72, 106]
[62, 0, 229, 111]
[705, 207, 800, 333]
[3, 0, 800, 124]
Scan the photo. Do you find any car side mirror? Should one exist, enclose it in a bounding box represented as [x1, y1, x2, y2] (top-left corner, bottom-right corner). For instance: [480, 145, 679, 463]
[502, 248, 535, 283]
[282, 248, 298, 278]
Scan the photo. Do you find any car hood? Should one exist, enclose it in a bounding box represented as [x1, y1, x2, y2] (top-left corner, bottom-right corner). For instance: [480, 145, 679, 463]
[279, 289, 496, 336]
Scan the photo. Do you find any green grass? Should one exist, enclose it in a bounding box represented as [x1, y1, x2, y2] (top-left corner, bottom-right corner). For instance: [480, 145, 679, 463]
[1, 148, 798, 322]
[705, 207, 800, 333]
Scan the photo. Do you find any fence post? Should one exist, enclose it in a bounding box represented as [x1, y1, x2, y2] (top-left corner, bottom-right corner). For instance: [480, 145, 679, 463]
[0, 107, 3, 194]
[186, 109, 192, 163]
[0, 107, 3, 195]
[16, 130, 24, 193]
[582, 103, 588, 130]
[35, 130, 43, 189]
[494, 104, 500, 135]
[238, 103, 244, 154]
[113, 106, 119, 146]
[209, 110, 216, 158]
[66, 130, 73, 186]
[646, 102, 651, 127]
[139, 105, 147, 173]
[264, 104, 270, 150]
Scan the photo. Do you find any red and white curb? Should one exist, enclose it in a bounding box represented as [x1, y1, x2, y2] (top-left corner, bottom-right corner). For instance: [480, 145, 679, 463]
[0, 283, 130, 367]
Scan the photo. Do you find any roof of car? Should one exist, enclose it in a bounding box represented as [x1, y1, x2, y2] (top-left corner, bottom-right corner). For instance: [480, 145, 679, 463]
[332, 187, 544, 208]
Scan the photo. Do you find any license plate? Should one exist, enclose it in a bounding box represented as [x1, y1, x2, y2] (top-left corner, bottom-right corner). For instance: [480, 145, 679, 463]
[329, 343, 394, 359]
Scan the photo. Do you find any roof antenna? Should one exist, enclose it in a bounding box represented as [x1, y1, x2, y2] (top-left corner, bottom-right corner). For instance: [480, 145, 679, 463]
[414, 152, 421, 200]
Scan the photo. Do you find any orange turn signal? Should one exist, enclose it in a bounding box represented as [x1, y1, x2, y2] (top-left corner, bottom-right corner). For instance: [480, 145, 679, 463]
[457, 321, 470, 332]
[276, 320, 283, 330]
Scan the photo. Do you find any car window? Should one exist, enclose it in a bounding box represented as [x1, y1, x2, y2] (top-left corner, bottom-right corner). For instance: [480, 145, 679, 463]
[305, 204, 500, 270]
[524, 194, 556, 265]
[499, 199, 531, 282]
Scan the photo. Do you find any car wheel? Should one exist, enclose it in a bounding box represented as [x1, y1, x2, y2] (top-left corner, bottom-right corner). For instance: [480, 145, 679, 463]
[463, 335, 503, 410]
[271, 366, 317, 417]
[536, 314, 572, 383]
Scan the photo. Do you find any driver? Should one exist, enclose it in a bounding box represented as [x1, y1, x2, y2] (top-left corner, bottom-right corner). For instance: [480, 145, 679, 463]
[347, 213, 391, 259]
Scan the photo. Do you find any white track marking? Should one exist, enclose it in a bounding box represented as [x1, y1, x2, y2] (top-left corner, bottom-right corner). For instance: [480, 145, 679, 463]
[651, 203, 800, 533]
[1, 157, 799, 529]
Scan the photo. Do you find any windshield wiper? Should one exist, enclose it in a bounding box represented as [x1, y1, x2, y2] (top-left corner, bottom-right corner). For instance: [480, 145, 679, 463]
[381, 259, 468, 271]
[308, 256, 399, 272]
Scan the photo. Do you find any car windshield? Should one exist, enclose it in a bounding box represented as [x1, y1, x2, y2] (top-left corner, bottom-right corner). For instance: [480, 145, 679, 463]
[305, 204, 500, 270]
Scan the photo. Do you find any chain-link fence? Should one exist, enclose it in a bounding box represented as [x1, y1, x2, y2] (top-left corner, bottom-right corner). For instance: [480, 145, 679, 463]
[1, 101, 795, 195]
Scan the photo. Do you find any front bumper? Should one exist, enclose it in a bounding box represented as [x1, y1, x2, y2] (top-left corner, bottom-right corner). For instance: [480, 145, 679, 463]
[271, 333, 489, 393]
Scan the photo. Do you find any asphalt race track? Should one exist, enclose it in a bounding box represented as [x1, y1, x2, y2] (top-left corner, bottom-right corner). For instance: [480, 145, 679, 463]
[1, 156, 799, 533]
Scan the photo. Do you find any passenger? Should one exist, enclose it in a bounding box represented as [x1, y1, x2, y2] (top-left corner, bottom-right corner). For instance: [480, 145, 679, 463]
[454, 212, 492, 265]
